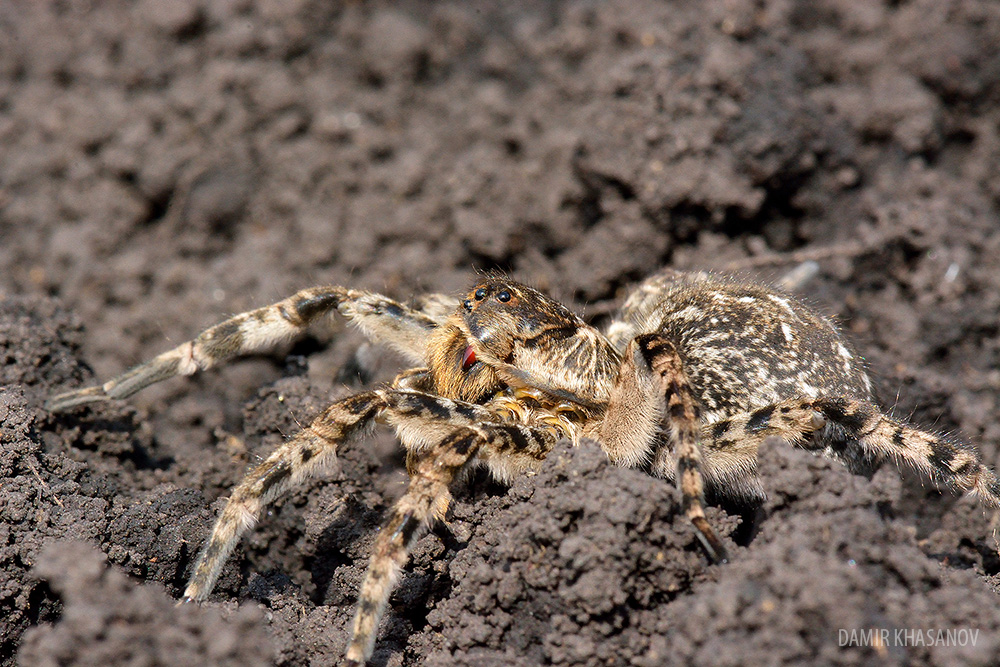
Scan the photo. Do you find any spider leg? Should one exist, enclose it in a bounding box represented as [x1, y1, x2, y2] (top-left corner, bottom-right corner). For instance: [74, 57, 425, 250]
[345, 422, 558, 666]
[181, 385, 500, 604]
[812, 396, 1000, 507]
[182, 391, 383, 602]
[46, 286, 445, 412]
[628, 427, 763, 506]
[707, 396, 1000, 508]
[599, 333, 729, 563]
[694, 434, 764, 505]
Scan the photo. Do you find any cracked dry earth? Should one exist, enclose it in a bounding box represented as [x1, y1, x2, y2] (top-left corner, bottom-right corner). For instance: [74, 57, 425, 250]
[4, 1, 1000, 665]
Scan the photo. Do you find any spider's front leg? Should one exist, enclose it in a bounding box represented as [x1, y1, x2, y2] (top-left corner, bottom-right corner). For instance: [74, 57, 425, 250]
[182, 390, 384, 602]
[46, 286, 454, 411]
[345, 421, 559, 666]
[598, 333, 729, 563]
[182, 384, 505, 603]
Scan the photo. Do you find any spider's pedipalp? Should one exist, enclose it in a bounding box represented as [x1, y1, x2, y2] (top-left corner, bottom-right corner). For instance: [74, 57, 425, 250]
[346, 422, 558, 666]
[45, 286, 444, 412]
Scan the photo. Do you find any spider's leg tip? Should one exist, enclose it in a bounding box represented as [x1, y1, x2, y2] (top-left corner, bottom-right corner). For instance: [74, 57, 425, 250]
[694, 528, 729, 565]
[709, 544, 730, 565]
[174, 593, 200, 608]
[44, 386, 111, 413]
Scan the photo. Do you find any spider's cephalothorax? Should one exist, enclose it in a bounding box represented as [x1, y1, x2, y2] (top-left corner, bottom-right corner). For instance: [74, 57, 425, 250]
[47, 269, 1000, 666]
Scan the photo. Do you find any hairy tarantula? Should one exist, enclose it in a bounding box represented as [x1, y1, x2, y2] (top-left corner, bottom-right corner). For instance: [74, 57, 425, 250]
[47, 268, 1000, 665]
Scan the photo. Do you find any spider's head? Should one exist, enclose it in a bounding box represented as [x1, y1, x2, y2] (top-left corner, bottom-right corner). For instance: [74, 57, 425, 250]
[457, 278, 574, 361]
[435, 278, 620, 407]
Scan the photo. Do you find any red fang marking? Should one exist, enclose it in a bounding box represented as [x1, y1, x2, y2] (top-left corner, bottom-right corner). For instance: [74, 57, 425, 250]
[461, 345, 477, 371]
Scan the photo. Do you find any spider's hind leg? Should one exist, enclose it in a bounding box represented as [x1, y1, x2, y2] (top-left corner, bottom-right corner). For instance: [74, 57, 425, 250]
[599, 333, 729, 563]
[46, 286, 446, 411]
[811, 396, 1000, 508]
[709, 396, 1000, 509]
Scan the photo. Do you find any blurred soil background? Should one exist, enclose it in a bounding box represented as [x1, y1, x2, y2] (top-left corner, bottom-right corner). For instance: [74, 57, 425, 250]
[2, 1, 1000, 665]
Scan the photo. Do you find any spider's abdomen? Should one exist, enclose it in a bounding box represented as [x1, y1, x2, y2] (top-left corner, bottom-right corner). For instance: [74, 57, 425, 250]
[649, 279, 873, 424]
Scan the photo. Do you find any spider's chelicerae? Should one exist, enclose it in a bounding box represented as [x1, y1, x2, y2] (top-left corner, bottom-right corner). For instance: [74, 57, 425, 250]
[48, 268, 1000, 665]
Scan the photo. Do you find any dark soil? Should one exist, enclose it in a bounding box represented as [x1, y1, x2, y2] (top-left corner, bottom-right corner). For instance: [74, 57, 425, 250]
[3, 1, 1000, 665]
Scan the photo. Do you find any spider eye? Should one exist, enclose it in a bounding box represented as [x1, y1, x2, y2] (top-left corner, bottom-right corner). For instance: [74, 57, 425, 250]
[497, 290, 511, 302]
[474, 288, 487, 300]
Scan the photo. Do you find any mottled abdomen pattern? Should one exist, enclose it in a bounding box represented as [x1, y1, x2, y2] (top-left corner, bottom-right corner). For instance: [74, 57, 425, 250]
[647, 277, 872, 424]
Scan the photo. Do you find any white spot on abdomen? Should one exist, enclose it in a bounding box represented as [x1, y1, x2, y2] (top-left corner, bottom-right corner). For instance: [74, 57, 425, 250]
[767, 294, 797, 318]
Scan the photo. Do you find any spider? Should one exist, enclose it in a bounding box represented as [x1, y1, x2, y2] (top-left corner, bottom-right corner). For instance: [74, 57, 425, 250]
[47, 268, 1000, 666]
